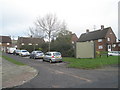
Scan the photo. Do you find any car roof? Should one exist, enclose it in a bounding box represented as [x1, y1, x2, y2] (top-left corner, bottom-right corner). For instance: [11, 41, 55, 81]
[34, 51, 42, 52]
[21, 50, 27, 51]
[32, 51, 42, 52]
[47, 52, 60, 53]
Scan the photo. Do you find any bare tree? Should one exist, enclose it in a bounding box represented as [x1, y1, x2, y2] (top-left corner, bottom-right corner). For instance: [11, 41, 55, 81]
[28, 27, 44, 38]
[34, 14, 66, 51]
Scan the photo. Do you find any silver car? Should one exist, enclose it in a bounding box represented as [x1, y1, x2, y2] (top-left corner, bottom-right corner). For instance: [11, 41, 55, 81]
[43, 52, 62, 63]
[108, 51, 120, 56]
[19, 50, 30, 57]
[30, 51, 44, 59]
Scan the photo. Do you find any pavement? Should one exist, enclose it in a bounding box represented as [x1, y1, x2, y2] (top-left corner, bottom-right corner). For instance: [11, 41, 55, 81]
[1, 56, 38, 89]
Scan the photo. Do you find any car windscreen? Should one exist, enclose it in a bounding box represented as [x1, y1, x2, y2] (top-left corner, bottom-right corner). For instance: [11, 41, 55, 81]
[53, 52, 61, 56]
[22, 50, 27, 52]
[37, 51, 42, 53]
[17, 50, 20, 52]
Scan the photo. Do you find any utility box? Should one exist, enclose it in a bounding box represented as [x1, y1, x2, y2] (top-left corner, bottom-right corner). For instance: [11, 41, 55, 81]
[76, 42, 95, 58]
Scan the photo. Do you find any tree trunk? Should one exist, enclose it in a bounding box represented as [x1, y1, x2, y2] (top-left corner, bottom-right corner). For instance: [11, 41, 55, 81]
[48, 32, 51, 51]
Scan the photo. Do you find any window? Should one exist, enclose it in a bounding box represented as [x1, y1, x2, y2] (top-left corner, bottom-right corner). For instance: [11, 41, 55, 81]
[119, 44, 120, 47]
[45, 53, 51, 56]
[21, 43, 24, 45]
[0, 42, 1, 45]
[7, 43, 10, 45]
[107, 38, 110, 41]
[98, 45, 103, 49]
[28, 43, 32, 45]
[98, 39, 102, 42]
[112, 44, 116, 48]
[72, 41, 74, 44]
[90, 40, 93, 42]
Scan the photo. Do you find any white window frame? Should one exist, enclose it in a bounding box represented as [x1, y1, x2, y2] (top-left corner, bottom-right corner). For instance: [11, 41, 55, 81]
[72, 41, 74, 44]
[21, 43, 24, 45]
[107, 37, 110, 41]
[98, 45, 103, 49]
[28, 43, 32, 45]
[7, 43, 10, 45]
[112, 44, 116, 48]
[98, 39, 102, 42]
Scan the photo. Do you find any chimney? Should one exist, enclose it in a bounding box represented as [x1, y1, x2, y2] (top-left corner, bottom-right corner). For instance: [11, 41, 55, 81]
[86, 29, 89, 33]
[101, 25, 104, 30]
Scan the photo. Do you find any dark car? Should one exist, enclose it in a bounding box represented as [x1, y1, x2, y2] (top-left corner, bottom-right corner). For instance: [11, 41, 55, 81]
[30, 51, 44, 59]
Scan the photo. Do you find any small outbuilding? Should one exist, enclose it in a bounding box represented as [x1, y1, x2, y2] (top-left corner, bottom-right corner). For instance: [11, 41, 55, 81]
[76, 42, 96, 58]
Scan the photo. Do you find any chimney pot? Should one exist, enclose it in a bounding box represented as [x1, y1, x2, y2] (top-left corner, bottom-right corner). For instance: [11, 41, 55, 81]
[101, 25, 104, 30]
[86, 29, 89, 33]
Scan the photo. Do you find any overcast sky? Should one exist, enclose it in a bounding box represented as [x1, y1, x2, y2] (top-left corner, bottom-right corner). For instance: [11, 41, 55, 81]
[0, 0, 119, 40]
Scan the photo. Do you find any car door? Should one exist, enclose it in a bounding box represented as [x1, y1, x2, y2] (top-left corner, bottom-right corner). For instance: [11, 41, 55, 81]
[44, 52, 51, 61]
[44, 52, 48, 60]
[47, 53, 52, 61]
[31, 51, 34, 58]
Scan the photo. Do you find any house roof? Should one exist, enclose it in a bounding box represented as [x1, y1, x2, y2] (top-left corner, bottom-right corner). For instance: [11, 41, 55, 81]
[0, 36, 11, 43]
[78, 27, 111, 42]
[18, 37, 45, 44]
[71, 33, 78, 42]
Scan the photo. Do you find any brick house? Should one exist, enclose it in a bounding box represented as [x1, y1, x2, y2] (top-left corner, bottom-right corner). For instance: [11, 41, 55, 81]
[112, 42, 120, 51]
[17, 36, 45, 49]
[71, 33, 78, 44]
[0, 36, 12, 52]
[78, 25, 117, 52]
[71, 33, 78, 48]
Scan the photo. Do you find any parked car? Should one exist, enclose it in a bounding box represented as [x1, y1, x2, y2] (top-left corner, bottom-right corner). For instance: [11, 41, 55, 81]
[13, 49, 21, 55]
[43, 52, 62, 63]
[30, 51, 44, 59]
[19, 50, 30, 57]
[7, 47, 16, 54]
[108, 51, 120, 56]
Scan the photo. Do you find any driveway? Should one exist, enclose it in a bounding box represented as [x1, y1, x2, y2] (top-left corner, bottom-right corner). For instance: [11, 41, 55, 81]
[3, 53, 118, 88]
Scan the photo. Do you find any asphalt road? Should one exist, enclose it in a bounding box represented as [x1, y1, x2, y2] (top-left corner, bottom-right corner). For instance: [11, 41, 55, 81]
[3, 53, 118, 88]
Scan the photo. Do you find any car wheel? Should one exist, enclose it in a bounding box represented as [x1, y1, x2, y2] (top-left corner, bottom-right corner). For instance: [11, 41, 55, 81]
[49, 60, 52, 63]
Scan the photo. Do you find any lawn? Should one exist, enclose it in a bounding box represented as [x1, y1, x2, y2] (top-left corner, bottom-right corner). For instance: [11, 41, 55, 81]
[63, 56, 119, 69]
[1, 55, 26, 66]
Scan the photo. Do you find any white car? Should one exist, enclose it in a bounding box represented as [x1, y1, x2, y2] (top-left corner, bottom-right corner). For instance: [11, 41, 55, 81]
[108, 51, 120, 56]
[19, 50, 30, 57]
[7, 47, 16, 54]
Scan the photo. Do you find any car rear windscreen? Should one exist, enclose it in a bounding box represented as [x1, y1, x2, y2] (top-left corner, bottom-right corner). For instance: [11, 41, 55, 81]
[53, 52, 61, 56]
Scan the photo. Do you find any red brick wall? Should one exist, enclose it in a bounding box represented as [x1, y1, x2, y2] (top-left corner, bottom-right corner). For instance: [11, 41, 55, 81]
[95, 39, 107, 52]
[105, 28, 116, 44]
[95, 28, 116, 52]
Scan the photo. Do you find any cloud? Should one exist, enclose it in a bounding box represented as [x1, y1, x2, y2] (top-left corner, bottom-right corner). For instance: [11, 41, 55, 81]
[0, 0, 119, 39]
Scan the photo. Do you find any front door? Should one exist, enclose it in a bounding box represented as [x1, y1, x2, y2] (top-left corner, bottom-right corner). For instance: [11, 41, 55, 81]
[108, 45, 111, 51]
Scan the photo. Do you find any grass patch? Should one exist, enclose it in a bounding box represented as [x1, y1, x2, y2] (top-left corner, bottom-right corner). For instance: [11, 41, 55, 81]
[1, 55, 26, 66]
[63, 56, 119, 69]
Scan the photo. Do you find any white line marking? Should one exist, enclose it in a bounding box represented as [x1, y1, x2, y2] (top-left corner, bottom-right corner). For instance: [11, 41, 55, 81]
[54, 70, 92, 82]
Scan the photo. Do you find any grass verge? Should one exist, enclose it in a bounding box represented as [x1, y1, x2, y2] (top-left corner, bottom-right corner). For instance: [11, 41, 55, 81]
[1, 55, 26, 66]
[63, 56, 119, 69]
